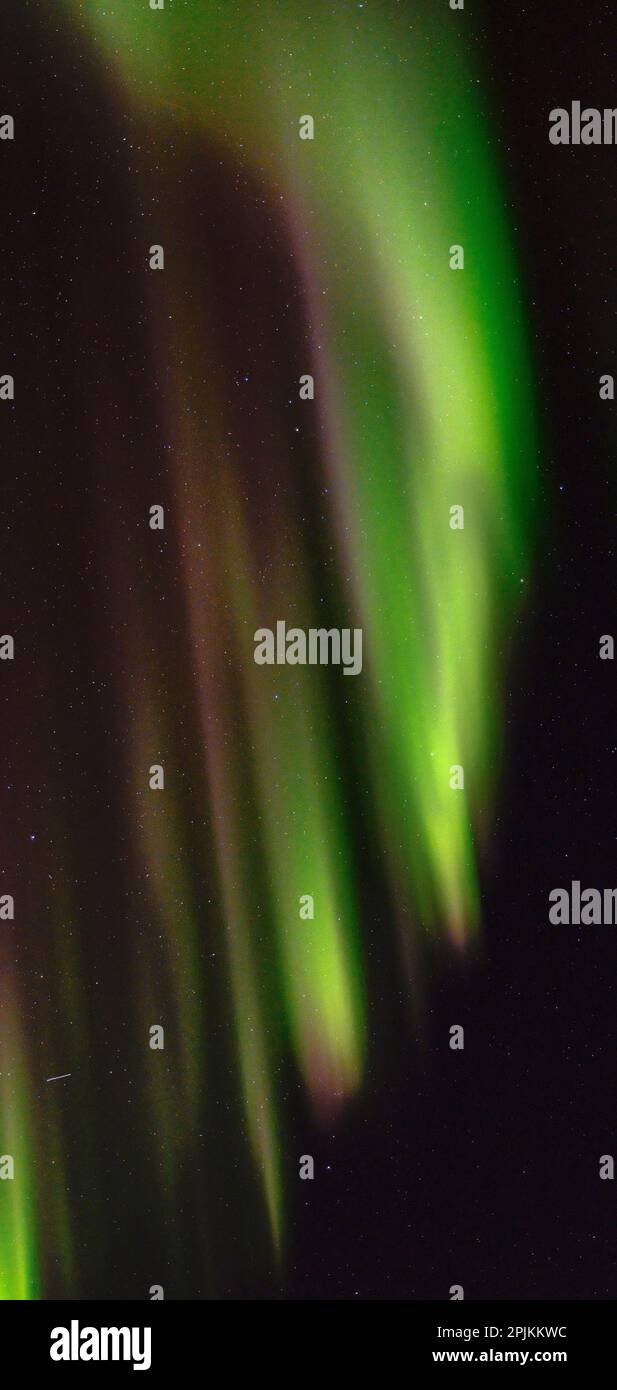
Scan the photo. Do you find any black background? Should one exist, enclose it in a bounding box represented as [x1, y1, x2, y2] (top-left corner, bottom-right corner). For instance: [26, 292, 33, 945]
[0, 0, 615, 1301]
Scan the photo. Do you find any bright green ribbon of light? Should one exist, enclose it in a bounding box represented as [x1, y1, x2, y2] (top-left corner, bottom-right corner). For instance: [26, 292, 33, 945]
[42, 0, 538, 1265]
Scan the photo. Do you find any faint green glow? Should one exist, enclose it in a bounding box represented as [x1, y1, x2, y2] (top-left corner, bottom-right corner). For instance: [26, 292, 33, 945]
[243, 566, 366, 1108]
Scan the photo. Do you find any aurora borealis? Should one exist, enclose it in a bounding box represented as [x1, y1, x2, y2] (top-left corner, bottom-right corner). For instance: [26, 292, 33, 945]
[61, 0, 537, 949]
[0, 0, 545, 1300]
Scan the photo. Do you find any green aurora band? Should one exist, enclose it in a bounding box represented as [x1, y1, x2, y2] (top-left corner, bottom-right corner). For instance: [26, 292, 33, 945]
[62, 0, 536, 939]
[1, 0, 537, 1295]
[0, 1012, 39, 1300]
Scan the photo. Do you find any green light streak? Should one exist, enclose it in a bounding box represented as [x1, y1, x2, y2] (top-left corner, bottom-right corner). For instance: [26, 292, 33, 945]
[51, 0, 539, 1278]
[0, 1006, 39, 1300]
[66, 0, 536, 951]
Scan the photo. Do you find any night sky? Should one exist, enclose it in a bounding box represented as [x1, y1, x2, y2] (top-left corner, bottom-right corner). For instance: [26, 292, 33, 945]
[0, 0, 615, 1301]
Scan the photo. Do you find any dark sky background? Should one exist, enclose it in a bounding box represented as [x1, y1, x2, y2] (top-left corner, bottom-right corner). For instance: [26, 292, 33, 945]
[0, 0, 616, 1300]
